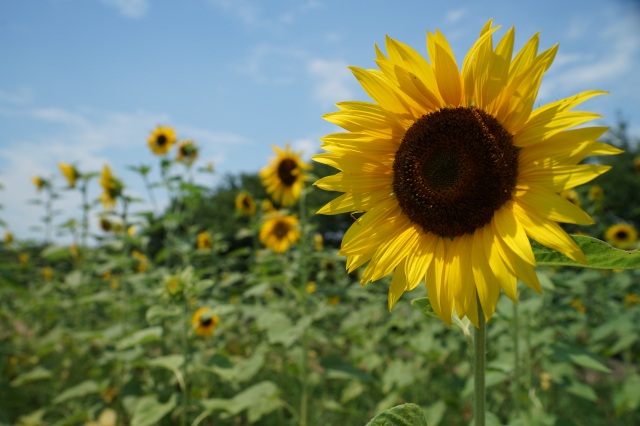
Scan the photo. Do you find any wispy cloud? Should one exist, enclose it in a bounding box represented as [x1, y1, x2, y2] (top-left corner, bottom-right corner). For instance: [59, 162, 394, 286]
[234, 43, 307, 85]
[100, 0, 149, 19]
[445, 7, 467, 24]
[206, 0, 322, 30]
[307, 58, 354, 107]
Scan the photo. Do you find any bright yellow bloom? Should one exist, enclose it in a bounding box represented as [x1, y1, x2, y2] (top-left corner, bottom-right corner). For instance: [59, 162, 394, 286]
[235, 192, 257, 216]
[306, 281, 317, 294]
[259, 215, 300, 253]
[197, 231, 213, 250]
[176, 139, 199, 165]
[147, 126, 177, 155]
[4, 230, 13, 244]
[191, 307, 219, 337]
[99, 165, 123, 210]
[127, 225, 137, 237]
[588, 185, 603, 202]
[261, 199, 275, 214]
[58, 163, 80, 188]
[604, 223, 638, 249]
[260, 143, 311, 207]
[314, 21, 620, 326]
[314, 233, 324, 251]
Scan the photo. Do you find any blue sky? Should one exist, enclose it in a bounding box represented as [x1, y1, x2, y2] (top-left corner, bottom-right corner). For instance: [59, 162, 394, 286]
[1, 0, 639, 243]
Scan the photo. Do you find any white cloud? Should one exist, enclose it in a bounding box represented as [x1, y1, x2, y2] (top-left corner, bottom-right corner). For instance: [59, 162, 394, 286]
[445, 7, 467, 24]
[234, 44, 307, 85]
[291, 137, 319, 161]
[0, 87, 34, 105]
[307, 58, 354, 107]
[100, 0, 149, 19]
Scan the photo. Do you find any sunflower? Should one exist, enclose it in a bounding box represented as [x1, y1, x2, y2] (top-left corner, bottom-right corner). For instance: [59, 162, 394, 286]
[588, 185, 603, 202]
[32, 176, 46, 192]
[313, 21, 621, 326]
[58, 163, 80, 188]
[4, 230, 13, 244]
[604, 223, 638, 249]
[259, 144, 311, 207]
[197, 231, 213, 250]
[99, 165, 124, 210]
[148, 125, 177, 155]
[176, 139, 199, 165]
[235, 192, 257, 216]
[314, 233, 324, 251]
[259, 214, 300, 253]
[191, 307, 220, 337]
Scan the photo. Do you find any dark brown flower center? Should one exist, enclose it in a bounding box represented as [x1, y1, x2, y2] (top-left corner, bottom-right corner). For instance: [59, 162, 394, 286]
[242, 197, 252, 209]
[615, 230, 629, 240]
[156, 134, 167, 146]
[200, 317, 213, 327]
[273, 221, 290, 239]
[277, 159, 298, 187]
[392, 107, 519, 237]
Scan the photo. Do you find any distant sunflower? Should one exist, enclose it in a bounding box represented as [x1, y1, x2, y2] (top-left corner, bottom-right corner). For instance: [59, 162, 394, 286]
[32, 176, 46, 192]
[148, 126, 177, 155]
[314, 21, 621, 325]
[560, 189, 580, 207]
[99, 165, 124, 210]
[197, 231, 213, 251]
[58, 163, 80, 188]
[192, 307, 219, 337]
[176, 139, 199, 165]
[235, 192, 257, 216]
[588, 185, 603, 202]
[260, 144, 311, 207]
[604, 223, 638, 249]
[259, 215, 300, 253]
[4, 230, 13, 244]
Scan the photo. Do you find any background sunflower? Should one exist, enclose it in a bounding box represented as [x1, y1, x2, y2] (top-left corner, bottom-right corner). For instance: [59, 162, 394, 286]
[259, 144, 311, 207]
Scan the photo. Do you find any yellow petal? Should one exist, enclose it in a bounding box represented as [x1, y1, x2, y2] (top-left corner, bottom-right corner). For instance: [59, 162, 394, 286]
[514, 185, 594, 224]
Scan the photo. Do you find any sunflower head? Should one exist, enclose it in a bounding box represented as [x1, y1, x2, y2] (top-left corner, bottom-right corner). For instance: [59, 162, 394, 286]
[19, 253, 29, 266]
[176, 139, 199, 165]
[259, 144, 311, 207]
[235, 192, 257, 217]
[4, 230, 13, 244]
[604, 223, 638, 249]
[197, 231, 213, 251]
[588, 185, 603, 202]
[58, 163, 80, 188]
[313, 21, 620, 326]
[259, 214, 300, 253]
[131, 249, 148, 273]
[148, 126, 177, 156]
[314, 233, 324, 251]
[32, 176, 48, 192]
[41, 267, 53, 282]
[99, 165, 124, 210]
[191, 307, 220, 337]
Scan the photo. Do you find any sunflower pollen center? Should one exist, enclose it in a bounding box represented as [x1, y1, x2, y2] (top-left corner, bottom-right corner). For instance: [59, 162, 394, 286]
[273, 221, 290, 239]
[423, 149, 461, 190]
[277, 159, 298, 186]
[157, 135, 167, 146]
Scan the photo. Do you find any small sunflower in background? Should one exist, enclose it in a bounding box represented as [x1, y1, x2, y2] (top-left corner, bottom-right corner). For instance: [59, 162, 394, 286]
[41, 267, 53, 282]
[197, 231, 213, 251]
[58, 163, 80, 188]
[99, 165, 124, 210]
[314, 233, 324, 251]
[588, 185, 603, 202]
[131, 250, 148, 273]
[19, 253, 29, 266]
[235, 192, 257, 216]
[192, 307, 219, 337]
[306, 281, 317, 294]
[148, 125, 177, 156]
[32, 176, 47, 192]
[313, 20, 620, 325]
[261, 199, 276, 214]
[560, 189, 580, 207]
[604, 223, 638, 249]
[176, 139, 199, 165]
[259, 214, 300, 253]
[4, 230, 13, 244]
[634, 158, 640, 175]
[260, 143, 311, 207]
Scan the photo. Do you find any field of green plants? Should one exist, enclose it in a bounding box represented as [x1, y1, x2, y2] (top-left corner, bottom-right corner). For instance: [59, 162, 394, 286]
[1, 122, 640, 426]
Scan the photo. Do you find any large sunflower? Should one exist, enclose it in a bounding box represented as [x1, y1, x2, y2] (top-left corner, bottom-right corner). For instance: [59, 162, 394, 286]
[259, 144, 311, 207]
[148, 126, 177, 155]
[314, 21, 621, 326]
[259, 214, 300, 253]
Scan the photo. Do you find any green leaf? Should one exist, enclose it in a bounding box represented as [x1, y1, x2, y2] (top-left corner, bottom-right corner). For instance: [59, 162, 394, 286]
[411, 298, 439, 318]
[10, 366, 52, 387]
[116, 327, 163, 350]
[564, 380, 598, 401]
[550, 342, 611, 373]
[232, 381, 281, 423]
[532, 236, 640, 269]
[130, 394, 177, 426]
[365, 403, 428, 426]
[52, 380, 99, 404]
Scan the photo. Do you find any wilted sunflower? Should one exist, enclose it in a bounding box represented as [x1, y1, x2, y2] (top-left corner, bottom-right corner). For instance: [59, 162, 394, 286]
[58, 163, 80, 188]
[259, 215, 300, 253]
[148, 125, 177, 155]
[235, 192, 257, 216]
[604, 223, 638, 249]
[197, 231, 213, 250]
[99, 165, 124, 210]
[176, 139, 199, 165]
[260, 144, 311, 207]
[192, 307, 219, 337]
[314, 21, 621, 326]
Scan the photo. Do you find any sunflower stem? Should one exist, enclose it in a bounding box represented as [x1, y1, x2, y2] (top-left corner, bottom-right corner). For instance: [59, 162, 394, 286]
[474, 299, 486, 426]
[512, 300, 521, 418]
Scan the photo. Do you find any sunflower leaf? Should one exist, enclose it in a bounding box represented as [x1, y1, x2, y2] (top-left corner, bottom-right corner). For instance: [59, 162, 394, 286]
[410, 297, 439, 318]
[532, 236, 640, 269]
[365, 403, 429, 426]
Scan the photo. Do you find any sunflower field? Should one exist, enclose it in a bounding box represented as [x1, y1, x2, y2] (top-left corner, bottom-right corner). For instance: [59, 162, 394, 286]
[3, 25, 640, 426]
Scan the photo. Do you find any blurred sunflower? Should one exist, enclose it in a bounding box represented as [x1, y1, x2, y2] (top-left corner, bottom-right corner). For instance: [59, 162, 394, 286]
[197, 231, 213, 250]
[560, 189, 580, 207]
[634, 158, 640, 175]
[32, 176, 46, 192]
[588, 185, 603, 202]
[148, 125, 177, 155]
[261, 199, 276, 214]
[314, 233, 324, 251]
[604, 223, 638, 249]
[260, 144, 311, 207]
[314, 21, 620, 325]
[306, 281, 317, 294]
[4, 230, 13, 244]
[131, 250, 148, 273]
[58, 163, 80, 188]
[259, 215, 300, 253]
[99, 165, 124, 210]
[235, 192, 257, 216]
[176, 139, 199, 165]
[191, 307, 219, 337]
[19, 253, 29, 266]
[41, 267, 53, 281]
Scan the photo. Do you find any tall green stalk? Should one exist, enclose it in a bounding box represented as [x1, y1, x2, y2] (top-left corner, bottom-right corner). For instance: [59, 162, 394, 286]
[512, 301, 521, 418]
[474, 299, 487, 426]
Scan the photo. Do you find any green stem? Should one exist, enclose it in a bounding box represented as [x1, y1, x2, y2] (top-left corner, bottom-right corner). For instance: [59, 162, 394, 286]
[181, 300, 190, 426]
[474, 299, 486, 426]
[512, 301, 520, 417]
[80, 179, 90, 249]
[298, 189, 309, 426]
[142, 173, 159, 214]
